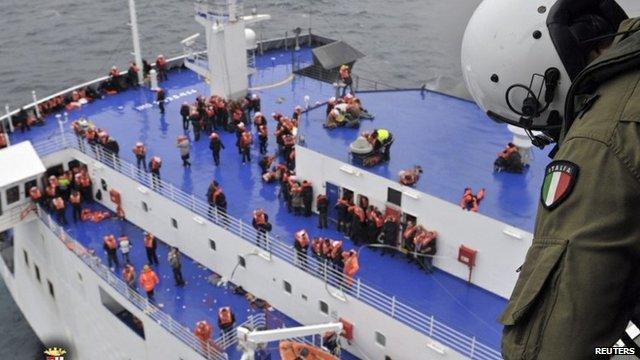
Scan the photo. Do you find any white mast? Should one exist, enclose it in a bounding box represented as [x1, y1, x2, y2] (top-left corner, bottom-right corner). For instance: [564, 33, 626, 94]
[129, 0, 144, 85]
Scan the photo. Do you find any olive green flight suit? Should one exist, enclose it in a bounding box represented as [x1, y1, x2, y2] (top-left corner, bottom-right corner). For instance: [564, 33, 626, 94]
[500, 19, 640, 359]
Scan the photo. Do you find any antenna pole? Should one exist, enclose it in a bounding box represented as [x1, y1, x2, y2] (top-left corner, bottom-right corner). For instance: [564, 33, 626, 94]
[129, 0, 144, 85]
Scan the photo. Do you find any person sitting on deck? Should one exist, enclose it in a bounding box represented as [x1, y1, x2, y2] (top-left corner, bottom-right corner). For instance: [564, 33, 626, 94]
[494, 142, 524, 173]
[398, 165, 423, 186]
[105, 66, 122, 93]
[460, 187, 485, 212]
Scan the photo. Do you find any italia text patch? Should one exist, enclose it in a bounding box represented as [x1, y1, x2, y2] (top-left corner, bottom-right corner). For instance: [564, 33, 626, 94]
[541, 160, 579, 210]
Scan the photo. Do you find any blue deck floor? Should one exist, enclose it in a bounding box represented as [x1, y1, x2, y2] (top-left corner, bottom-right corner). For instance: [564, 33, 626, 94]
[6, 47, 534, 351]
[53, 202, 357, 360]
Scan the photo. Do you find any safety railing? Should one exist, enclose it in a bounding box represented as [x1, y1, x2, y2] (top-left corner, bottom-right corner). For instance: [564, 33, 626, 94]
[214, 313, 268, 351]
[35, 208, 229, 360]
[32, 133, 501, 360]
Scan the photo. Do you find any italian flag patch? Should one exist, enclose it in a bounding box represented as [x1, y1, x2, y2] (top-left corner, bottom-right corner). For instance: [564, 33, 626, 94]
[541, 160, 579, 210]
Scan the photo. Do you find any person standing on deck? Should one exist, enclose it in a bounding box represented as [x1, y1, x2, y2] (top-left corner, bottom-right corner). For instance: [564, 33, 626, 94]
[217, 306, 235, 335]
[301, 180, 314, 217]
[149, 156, 162, 189]
[176, 135, 191, 167]
[155, 54, 168, 81]
[143, 232, 159, 266]
[240, 130, 253, 164]
[69, 190, 82, 223]
[294, 229, 310, 269]
[194, 320, 213, 354]
[342, 250, 359, 288]
[316, 194, 328, 229]
[119, 234, 132, 264]
[156, 88, 166, 115]
[258, 124, 268, 155]
[252, 209, 271, 248]
[103, 234, 119, 270]
[132, 142, 147, 171]
[167, 247, 185, 286]
[206, 181, 220, 219]
[209, 132, 225, 166]
[180, 102, 191, 131]
[122, 264, 136, 289]
[139, 265, 159, 301]
[127, 62, 139, 88]
[52, 196, 67, 225]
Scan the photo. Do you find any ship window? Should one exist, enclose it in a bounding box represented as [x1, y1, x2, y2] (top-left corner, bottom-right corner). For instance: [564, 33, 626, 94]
[47, 280, 55, 298]
[99, 287, 145, 339]
[24, 180, 37, 198]
[387, 188, 402, 206]
[77, 272, 83, 282]
[238, 255, 246, 268]
[301, 294, 308, 301]
[0, 230, 14, 275]
[375, 331, 386, 347]
[319, 300, 329, 315]
[209, 239, 216, 251]
[141, 201, 148, 212]
[171, 218, 178, 229]
[6, 186, 20, 205]
[283, 281, 292, 294]
[34, 264, 41, 283]
[101, 179, 107, 191]
[23, 249, 29, 267]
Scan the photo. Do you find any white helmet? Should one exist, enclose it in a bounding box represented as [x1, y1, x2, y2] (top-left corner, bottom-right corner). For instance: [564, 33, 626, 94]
[462, 0, 626, 140]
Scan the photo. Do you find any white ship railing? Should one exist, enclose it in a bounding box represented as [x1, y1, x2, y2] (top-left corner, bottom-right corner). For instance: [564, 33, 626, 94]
[35, 208, 229, 360]
[32, 133, 503, 360]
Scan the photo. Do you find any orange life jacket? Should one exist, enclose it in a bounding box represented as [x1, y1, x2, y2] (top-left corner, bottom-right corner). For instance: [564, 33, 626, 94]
[0, 134, 6, 147]
[139, 269, 159, 291]
[240, 132, 253, 147]
[195, 321, 212, 341]
[253, 212, 266, 225]
[330, 241, 343, 259]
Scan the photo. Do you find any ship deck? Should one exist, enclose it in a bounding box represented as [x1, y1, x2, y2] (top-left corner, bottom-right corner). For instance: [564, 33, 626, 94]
[5, 46, 551, 351]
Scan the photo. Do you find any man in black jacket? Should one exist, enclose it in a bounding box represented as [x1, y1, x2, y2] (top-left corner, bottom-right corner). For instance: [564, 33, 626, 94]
[209, 133, 225, 166]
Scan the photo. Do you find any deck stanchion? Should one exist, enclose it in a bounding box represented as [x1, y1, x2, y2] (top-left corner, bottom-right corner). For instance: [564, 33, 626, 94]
[4, 105, 14, 133]
[391, 296, 397, 318]
[356, 278, 361, 299]
[31, 90, 41, 119]
[470, 336, 477, 358]
[429, 315, 434, 336]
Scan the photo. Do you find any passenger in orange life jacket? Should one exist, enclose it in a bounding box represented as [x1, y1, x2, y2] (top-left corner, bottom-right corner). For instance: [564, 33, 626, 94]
[239, 130, 253, 164]
[348, 204, 367, 245]
[252, 209, 271, 248]
[414, 229, 437, 273]
[78, 171, 93, 203]
[294, 229, 310, 269]
[132, 142, 147, 171]
[69, 190, 82, 223]
[402, 221, 418, 263]
[217, 306, 235, 334]
[258, 124, 268, 155]
[329, 240, 344, 272]
[122, 264, 136, 289]
[339, 65, 353, 97]
[342, 250, 359, 288]
[258, 154, 274, 175]
[460, 187, 485, 212]
[311, 237, 324, 262]
[194, 320, 213, 353]
[103, 234, 119, 269]
[139, 264, 159, 301]
[155, 54, 167, 81]
[206, 180, 221, 219]
[143, 232, 159, 266]
[381, 214, 399, 257]
[326, 97, 337, 117]
[366, 207, 383, 246]
[149, 156, 162, 189]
